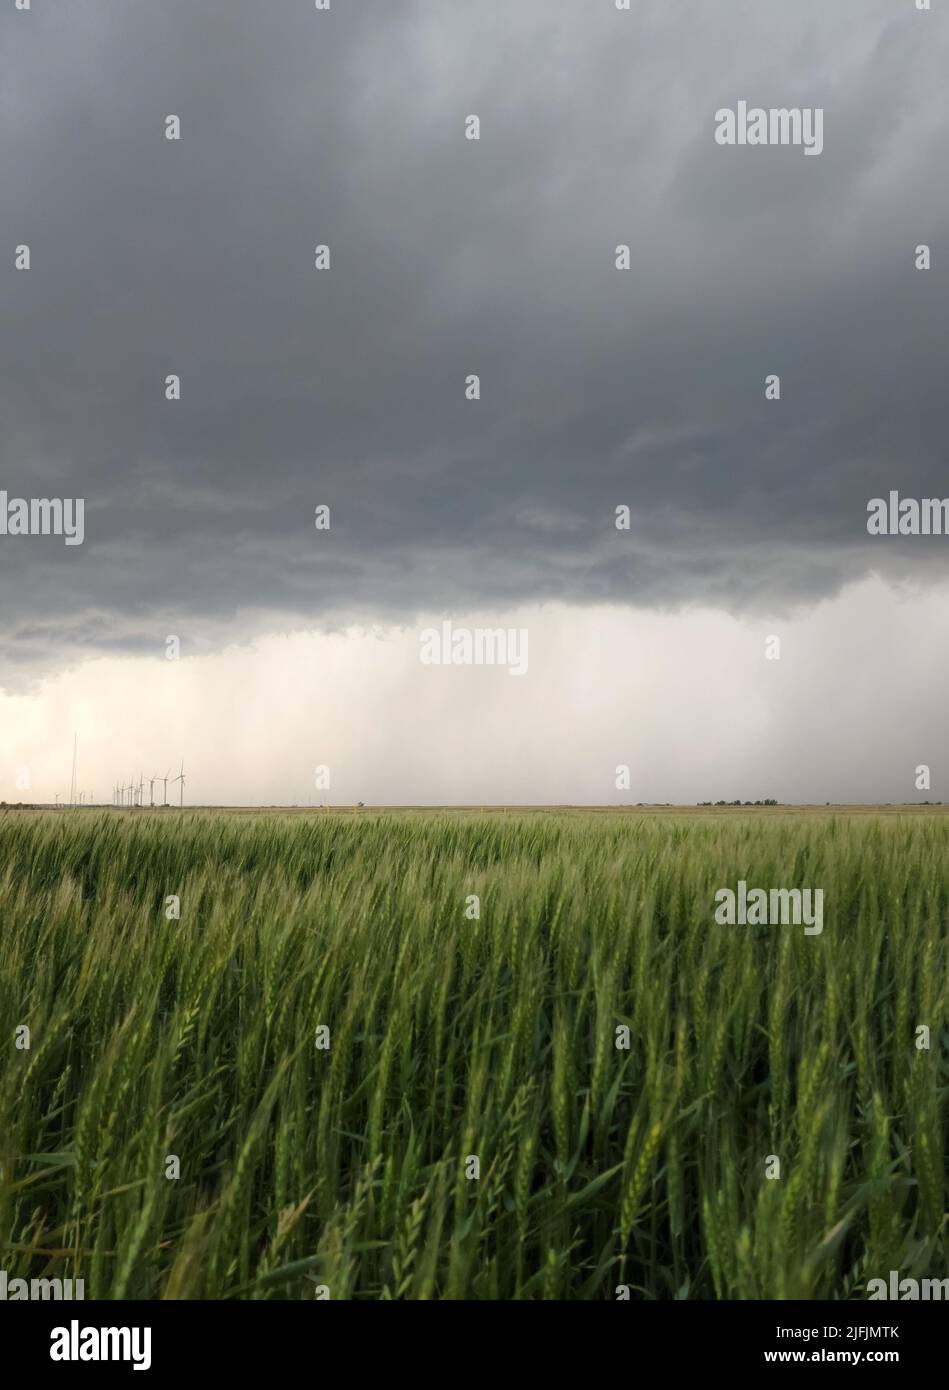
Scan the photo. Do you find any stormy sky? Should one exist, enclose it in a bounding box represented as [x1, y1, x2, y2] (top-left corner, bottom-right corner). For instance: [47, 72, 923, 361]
[1, 0, 947, 803]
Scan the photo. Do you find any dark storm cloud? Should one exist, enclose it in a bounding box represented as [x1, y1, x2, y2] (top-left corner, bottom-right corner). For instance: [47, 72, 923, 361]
[1, 0, 947, 680]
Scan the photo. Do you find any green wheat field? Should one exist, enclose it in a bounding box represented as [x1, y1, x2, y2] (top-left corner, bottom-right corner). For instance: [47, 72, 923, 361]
[1, 808, 946, 1299]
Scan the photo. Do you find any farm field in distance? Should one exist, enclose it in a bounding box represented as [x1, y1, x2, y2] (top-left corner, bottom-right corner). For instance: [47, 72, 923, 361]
[1, 808, 946, 1300]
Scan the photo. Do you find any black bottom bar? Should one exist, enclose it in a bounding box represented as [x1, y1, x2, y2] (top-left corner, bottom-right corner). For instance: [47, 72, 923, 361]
[2, 1299, 944, 1374]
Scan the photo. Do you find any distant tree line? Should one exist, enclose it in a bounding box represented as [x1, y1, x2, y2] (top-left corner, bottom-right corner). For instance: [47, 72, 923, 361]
[697, 799, 780, 806]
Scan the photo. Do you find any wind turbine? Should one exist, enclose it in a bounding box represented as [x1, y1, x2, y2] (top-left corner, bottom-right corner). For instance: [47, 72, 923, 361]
[173, 759, 185, 808]
[162, 769, 170, 806]
[149, 776, 156, 808]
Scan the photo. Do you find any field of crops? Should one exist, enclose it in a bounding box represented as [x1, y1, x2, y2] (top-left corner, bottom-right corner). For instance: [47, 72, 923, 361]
[1, 809, 946, 1299]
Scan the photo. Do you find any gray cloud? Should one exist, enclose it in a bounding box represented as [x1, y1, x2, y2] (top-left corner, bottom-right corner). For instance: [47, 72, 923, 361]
[1, 0, 947, 683]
